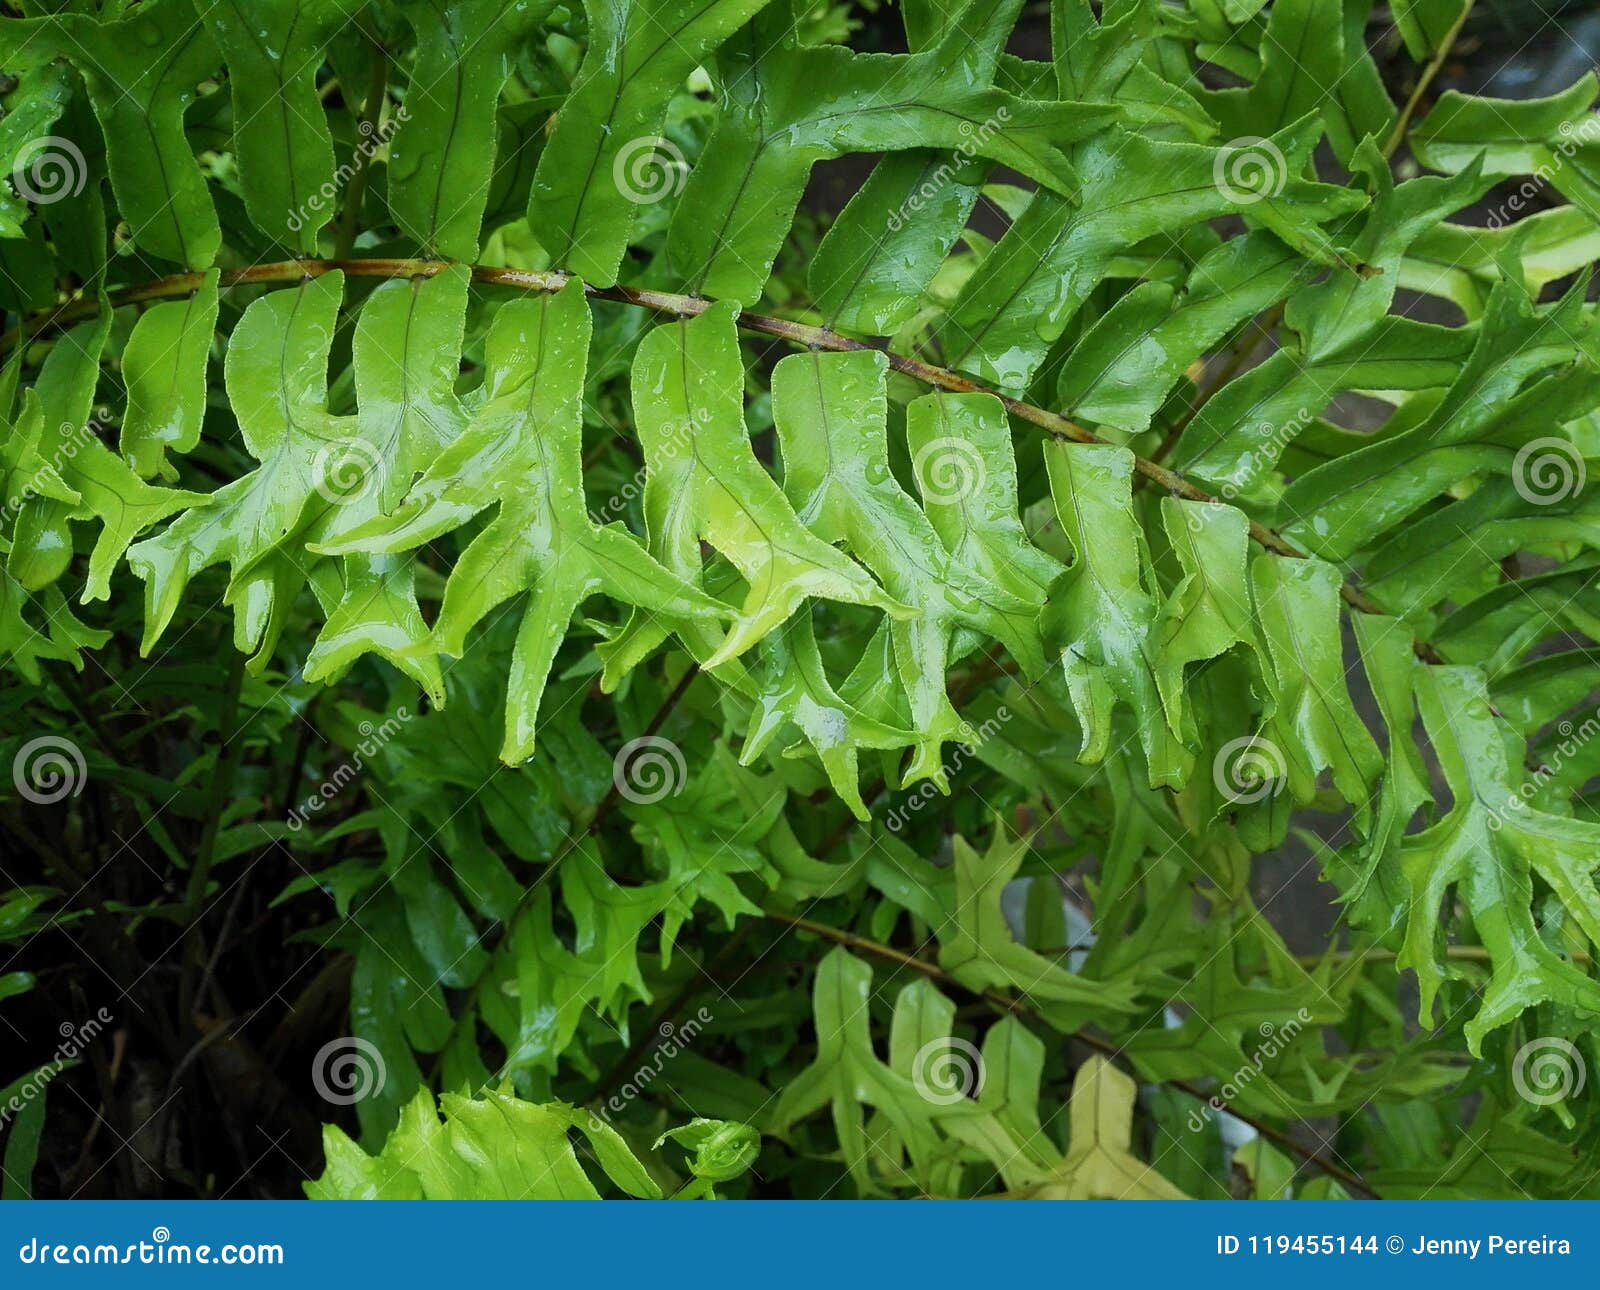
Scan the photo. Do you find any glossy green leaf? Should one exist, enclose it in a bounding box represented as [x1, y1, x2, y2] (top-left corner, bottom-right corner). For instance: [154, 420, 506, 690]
[0, 1063, 55, 1200]
[1283, 277, 1594, 559]
[937, 827, 1141, 1022]
[769, 948, 944, 1197]
[389, 0, 551, 260]
[937, 118, 1363, 390]
[739, 612, 913, 820]
[1412, 75, 1600, 223]
[121, 269, 220, 479]
[602, 302, 902, 681]
[1153, 498, 1256, 744]
[804, 0, 1008, 334]
[0, 63, 72, 239]
[0, 0, 221, 266]
[197, 0, 360, 252]
[527, 0, 774, 285]
[1027, 1057, 1187, 1199]
[1392, 0, 1469, 60]
[1399, 666, 1600, 1052]
[667, 0, 1114, 303]
[775, 349, 1039, 784]
[308, 1086, 663, 1199]
[10, 311, 205, 599]
[1041, 441, 1185, 785]
[1249, 554, 1381, 823]
[904, 391, 1061, 676]
[128, 273, 348, 660]
[1178, 152, 1492, 488]
[316, 279, 726, 759]
[1057, 234, 1302, 435]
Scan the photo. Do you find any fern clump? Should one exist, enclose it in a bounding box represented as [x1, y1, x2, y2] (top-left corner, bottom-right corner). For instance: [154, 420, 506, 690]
[1, 0, 1598, 1200]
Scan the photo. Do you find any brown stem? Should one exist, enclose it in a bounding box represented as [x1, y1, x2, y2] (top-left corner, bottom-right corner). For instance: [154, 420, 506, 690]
[762, 909, 1379, 1199]
[1145, 306, 1281, 470]
[1, 256, 1437, 661]
[1382, 0, 1476, 161]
